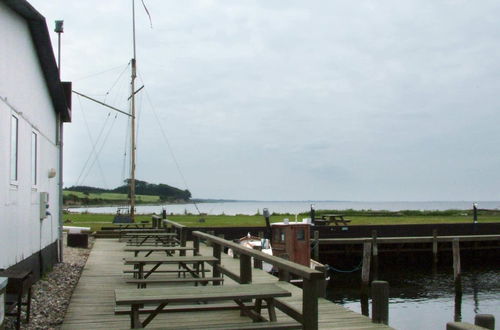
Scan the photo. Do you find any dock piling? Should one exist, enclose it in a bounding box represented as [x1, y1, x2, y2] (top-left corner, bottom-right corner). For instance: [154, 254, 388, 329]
[371, 280, 389, 325]
[361, 242, 372, 288]
[475, 314, 495, 330]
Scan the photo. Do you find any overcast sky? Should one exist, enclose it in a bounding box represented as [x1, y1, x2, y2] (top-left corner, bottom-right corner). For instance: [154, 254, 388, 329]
[29, 0, 500, 201]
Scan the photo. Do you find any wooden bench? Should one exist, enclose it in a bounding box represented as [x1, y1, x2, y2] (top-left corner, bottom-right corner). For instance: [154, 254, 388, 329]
[115, 283, 292, 328]
[125, 276, 224, 288]
[124, 246, 195, 257]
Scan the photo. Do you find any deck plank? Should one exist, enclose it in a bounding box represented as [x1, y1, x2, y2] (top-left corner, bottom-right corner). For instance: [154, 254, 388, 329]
[62, 239, 393, 329]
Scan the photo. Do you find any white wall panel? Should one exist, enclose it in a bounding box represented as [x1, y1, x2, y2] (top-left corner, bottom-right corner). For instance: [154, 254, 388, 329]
[0, 2, 61, 269]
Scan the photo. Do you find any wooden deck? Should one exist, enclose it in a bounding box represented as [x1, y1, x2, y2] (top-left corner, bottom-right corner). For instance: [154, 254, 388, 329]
[63, 239, 393, 329]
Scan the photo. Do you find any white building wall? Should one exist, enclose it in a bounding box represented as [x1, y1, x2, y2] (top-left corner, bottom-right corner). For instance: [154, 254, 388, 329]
[0, 2, 61, 269]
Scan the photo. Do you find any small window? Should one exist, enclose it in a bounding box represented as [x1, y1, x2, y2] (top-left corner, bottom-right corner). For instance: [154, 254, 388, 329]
[296, 229, 305, 241]
[280, 229, 285, 242]
[10, 115, 18, 182]
[32, 132, 38, 185]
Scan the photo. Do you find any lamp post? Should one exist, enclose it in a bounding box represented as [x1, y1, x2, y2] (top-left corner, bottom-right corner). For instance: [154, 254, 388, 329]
[54, 20, 64, 75]
[263, 208, 271, 239]
[310, 204, 316, 226]
[473, 203, 478, 224]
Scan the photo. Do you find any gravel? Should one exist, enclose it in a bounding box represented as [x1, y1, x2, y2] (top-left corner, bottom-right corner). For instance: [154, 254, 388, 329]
[4, 234, 95, 330]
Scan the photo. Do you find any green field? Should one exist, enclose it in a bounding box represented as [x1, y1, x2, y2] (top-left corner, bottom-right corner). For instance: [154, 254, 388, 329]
[64, 190, 160, 203]
[63, 212, 500, 232]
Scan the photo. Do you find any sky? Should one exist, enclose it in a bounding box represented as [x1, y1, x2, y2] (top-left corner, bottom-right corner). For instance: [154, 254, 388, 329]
[28, 0, 500, 201]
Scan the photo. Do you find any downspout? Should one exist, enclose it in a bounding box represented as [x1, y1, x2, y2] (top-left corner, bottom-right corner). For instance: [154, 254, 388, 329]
[55, 20, 64, 263]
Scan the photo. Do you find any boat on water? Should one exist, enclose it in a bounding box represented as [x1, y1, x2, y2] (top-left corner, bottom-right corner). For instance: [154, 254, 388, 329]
[228, 215, 329, 278]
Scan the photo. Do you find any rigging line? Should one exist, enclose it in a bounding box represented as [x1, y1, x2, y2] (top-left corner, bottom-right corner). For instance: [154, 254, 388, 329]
[74, 95, 112, 187]
[104, 62, 131, 104]
[121, 117, 131, 183]
[138, 74, 201, 215]
[81, 112, 120, 186]
[73, 63, 130, 82]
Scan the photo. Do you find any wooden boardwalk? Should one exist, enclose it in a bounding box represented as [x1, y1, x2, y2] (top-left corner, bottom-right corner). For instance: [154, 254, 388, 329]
[63, 239, 393, 329]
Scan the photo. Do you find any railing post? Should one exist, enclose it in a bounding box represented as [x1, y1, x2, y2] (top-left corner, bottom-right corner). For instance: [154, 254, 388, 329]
[278, 254, 290, 282]
[240, 254, 252, 284]
[371, 280, 389, 325]
[206, 231, 214, 247]
[212, 242, 222, 285]
[253, 246, 263, 269]
[193, 236, 200, 256]
[302, 278, 318, 330]
[180, 228, 187, 256]
[314, 265, 327, 298]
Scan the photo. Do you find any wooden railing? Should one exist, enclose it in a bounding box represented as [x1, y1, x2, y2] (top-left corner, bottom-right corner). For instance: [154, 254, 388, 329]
[161, 219, 187, 255]
[192, 230, 324, 330]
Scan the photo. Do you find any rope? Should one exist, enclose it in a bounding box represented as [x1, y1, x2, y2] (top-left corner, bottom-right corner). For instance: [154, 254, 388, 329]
[81, 112, 119, 186]
[325, 259, 363, 273]
[138, 74, 202, 215]
[74, 95, 112, 187]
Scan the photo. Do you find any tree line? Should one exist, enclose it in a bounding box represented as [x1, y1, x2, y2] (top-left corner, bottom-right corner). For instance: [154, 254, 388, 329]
[65, 179, 191, 201]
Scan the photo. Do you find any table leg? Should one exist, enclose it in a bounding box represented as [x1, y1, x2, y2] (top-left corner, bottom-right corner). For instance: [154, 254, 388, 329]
[265, 298, 277, 322]
[131, 304, 141, 328]
[26, 287, 32, 322]
[254, 298, 262, 314]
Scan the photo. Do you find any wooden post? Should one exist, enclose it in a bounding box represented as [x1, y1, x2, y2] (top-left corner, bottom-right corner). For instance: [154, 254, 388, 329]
[432, 229, 438, 263]
[302, 278, 319, 330]
[278, 254, 290, 282]
[314, 265, 327, 298]
[253, 246, 263, 269]
[475, 314, 495, 330]
[212, 243, 222, 285]
[361, 242, 372, 288]
[313, 230, 320, 261]
[371, 280, 389, 325]
[193, 236, 200, 256]
[179, 229, 187, 256]
[240, 254, 252, 284]
[453, 238, 461, 291]
[206, 231, 214, 247]
[371, 230, 378, 281]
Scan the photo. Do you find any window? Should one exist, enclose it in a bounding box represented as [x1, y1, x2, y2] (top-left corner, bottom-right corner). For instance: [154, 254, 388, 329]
[10, 115, 18, 181]
[32, 132, 38, 185]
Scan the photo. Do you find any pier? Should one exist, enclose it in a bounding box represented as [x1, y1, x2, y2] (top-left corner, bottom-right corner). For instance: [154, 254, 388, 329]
[62, 230, 393, 329]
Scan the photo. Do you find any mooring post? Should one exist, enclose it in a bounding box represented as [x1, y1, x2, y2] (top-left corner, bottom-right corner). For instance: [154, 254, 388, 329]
[432, 229, 438, 266]
[371, 230, 378, 281]
[453, 238, 461, 291]
[361, 241, 372, 289]
[475, 314, 495, 330]
[371, 280, 389, 325]
[313, 230, 320, 261]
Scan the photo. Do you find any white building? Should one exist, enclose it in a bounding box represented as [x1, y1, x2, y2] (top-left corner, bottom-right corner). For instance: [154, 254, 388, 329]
[0, 0, 71, 277]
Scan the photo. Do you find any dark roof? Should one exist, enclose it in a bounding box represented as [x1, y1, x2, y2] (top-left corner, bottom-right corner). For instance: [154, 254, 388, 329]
[2, 0, 71, 122]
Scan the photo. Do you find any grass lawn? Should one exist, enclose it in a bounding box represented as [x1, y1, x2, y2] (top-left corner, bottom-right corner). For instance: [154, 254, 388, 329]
[63, 212, 500, 232]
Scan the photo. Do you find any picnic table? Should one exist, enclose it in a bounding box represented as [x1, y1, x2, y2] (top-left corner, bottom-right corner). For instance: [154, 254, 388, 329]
[123, 246, 196, 257]
[124, 232, 178, 246]
[114, 283, 293, 328]
[124, 255, 218, 283]
[315, 214, 351, 226]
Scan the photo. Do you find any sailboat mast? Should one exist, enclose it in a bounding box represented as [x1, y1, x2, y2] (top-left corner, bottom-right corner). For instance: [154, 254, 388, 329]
[130, 0, 137, 221]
